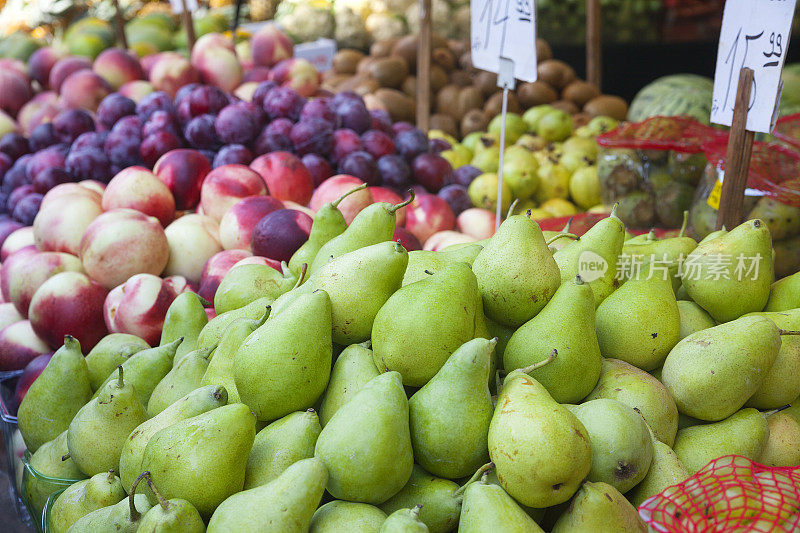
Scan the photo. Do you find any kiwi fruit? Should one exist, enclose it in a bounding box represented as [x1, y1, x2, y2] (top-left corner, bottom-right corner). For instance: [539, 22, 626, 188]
[462, 109, 490, 136]
[369, 57, 409, 88]
[562, 80, 600, 108]
[537, 59, 576, 90]
[375, 88, 416, 122]
[402, 76, 416, 97]
[551, 100, 580, 114]
[336, 76, 380, 96]
[432, 47, 456, 72]
[458, 86, 484, 118]
[572, 112, 592, 128]
[584, 95, 628, 120]
[518, 81, 558, 107]
[475, 70, 501, 97]
[430, 65, 448, 92]
[430, 114, 459, 137]
[449, 70, 473, 87]
[321, 73, 351, 90]
[448, 39, 467, 57]
[436, 85, 462, 118]
[392, 36, 418, 72]
[484, 91, 520, 116]
[370, 38, 398, 58]
[536, 39, 553, 61]
[332, 49, 365, 75]
[356, 57, 375, 76]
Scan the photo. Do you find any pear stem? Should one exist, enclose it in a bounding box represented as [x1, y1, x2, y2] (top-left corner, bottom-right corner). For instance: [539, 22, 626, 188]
[506, 198, 520, 219]
[197, 295, 212, 307]
[144, 473, 171, 512]
[526, 209, 532, 218]
[200, 344, 217, 361]
[610, 202, 620, 220]
[546, 232, 579, 246]
[61, 453, 70, 461]
[562, 217, 573, 233]
[388, 190, 415, 214]
[395, 240, 404, 253]
[411, 504, 423, 519]
[516, 349, 557, 374]
[129, 472, 148, 521]
[453, 462, 495, 497]
[256, 307, 270, 327]
[779, 330, 800, 336]
[117, 366, 124, 388]
[764, 405, 792, 417]
[331, 183, 367, 207]
[679, 210, 689, 237]
[293, 264, 308, 289]
[645, 229, 656, 242]
[108, 470, 116, 482]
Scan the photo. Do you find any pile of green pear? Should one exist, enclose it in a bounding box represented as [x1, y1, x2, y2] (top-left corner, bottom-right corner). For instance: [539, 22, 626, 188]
[13, 182, 800, 532]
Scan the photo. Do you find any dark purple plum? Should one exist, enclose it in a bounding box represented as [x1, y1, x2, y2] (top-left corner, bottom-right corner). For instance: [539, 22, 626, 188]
[331, 92, 363, 109]
[263, 87, 305, 121]
[174, 83, 201, 106]
[185, 114, 221, 150]
[72, 131, 108, 151]
[7, 185, 35, 213]
[176, 99, 193, 126]
[11, 193, 43, 225]
[377, 154, 411, 190]
[265, 118, 293, 137]
[361, 130, 395, 159]
[28, 123, 58, 152]
[301, 153, 334, 187]
[143, 110, 180, 138]
[251, 81, 278, 109]
[300, 98, 335, 124]
[449, 165, 482, 187]
[290, 119, 334, 156]
[53, 109, 95, 144]
[188, 86, 228, 117]
[251, 208, 313, 262]
[0, 152, 11, 181]
[66, 147, 111, 182]
[0, 133, 30, 160]
[338, 150, 379, 186]
[215, 104, 260, 144]
[105, 130, 143, 167]
[330, 129, 363, 164]
[392, 122, 415, 136]
[26, 144, 68, 183]
[412, 153, 452, 192]
[136, 91, 175, 121]
[429, 138, 452, 154]
[33, 167, 73, 193]
[140, 131, 182, 167]
[370, 109, 393, 133]
[199, 150, 217, 165]
[112, 115, 143, 137]
[253, 131, 293, 156]
[438, 184, 472, 216]
[395, 129, 429, 162]
[213, 144, 253, 168]
[0, 215, 22, 240]
[335, 101, 371, 134]
[97, 93, 136, 129]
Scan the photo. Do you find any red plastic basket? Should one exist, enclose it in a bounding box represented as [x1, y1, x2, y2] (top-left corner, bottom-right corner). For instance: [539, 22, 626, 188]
[639, 455, 800, 533]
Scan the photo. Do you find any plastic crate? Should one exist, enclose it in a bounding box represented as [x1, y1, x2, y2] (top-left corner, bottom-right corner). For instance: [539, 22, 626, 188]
[41, 488, 65, 533]
[0, 370, 34, 529]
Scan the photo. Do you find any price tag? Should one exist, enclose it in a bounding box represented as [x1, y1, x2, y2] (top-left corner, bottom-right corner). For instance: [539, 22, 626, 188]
[293, 39, 337, 72]
[710, 0, 798, 133]
[470, 0, 537, 82]
[706, 169, 766, 210]
[170, 0, 198, 14]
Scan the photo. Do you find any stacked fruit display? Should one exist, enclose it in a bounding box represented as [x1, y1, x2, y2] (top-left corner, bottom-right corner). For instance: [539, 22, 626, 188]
[8, 199, 800, 531]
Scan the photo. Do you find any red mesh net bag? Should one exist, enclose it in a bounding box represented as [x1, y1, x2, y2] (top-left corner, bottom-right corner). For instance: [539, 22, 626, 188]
[597, 115, 725, 153]
[774, 114, 800, 151]
[639, 455, 800, 532]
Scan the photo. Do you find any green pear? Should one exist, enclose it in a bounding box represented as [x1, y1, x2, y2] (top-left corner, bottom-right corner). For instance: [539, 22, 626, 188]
[372, 262, 483, 387]
[459, 473, 545, 533]
[207, 457, 328, 532]
[195, 296, 271, 351]
[85, 334, 149, 391]
[18, 336, 93, 452]
[68, 367, 148, 476]
[408, 338, 494, 479]
[745, 309, 800, 409]
[244, 408, 322, 489]
[319, 343, 380, 427]
[380, 506, 428, 533]
[280, 241, 408, 345]
[764, 270, 800, 311]
[627, 439, 689, 507]
[503, 276, 602, 403]
[484, 315, 514, 372]
[141, 403, 256, 518]
[214, 263, 297, 315]
[48, 471, 126, 533]
[471, 215, 561, 327]
[661, 315, 786, 421]
[551, 481, 647, 533]
[676, 300, 716, 340]
[134, 472, 205, 533]
[568, 399, 654, 493]
[119, 385, 228, 496]
[402, 244, 483, 286]
[23, 431, 85, 516]
[315, 371, 413, 504]
[681, 219, 773, 322]
[379, 465, 461, 533]
[553, 207, 626, 306]
[146, 345, 216, 417]
[488, 370, 592, 508]
[200, 309, 268, 404]
[483, 469, 545, 524]
[673, 408, 769, 474]
[760, 411, 800, 467]
[234, 291, 332, 421]
[66, 472, 152, 533]
[595, 269, 680, 371]
[310, 195, 413, 274]
[310, 500, 388, 532]
[160, 292, 208, 364]
[289, 183, 366, 275]
[93, 338, 183, 407]
[584, 358, 678, 446]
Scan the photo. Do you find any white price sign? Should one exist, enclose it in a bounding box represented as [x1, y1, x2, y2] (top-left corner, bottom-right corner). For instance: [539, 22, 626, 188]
[470, 0, 537, 82]
[294, 39, 337, 72]
[710, 0, 797, 133]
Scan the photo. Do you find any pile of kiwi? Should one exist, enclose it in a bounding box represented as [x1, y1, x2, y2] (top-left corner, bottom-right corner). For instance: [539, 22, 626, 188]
[323, 34, 629, 138]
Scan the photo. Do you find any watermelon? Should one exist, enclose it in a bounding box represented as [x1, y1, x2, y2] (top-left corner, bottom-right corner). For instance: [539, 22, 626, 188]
[628, 74, 714, 125]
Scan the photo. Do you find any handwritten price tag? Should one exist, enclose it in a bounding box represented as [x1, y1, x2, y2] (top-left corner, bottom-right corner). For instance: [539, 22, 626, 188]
[470, 0, 537, 82]
[294, 39, 337, 72]
[710, 0, 797, 133]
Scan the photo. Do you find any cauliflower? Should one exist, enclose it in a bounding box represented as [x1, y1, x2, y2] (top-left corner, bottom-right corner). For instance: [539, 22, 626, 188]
[406, 0, 454, 38]
[334, 6, 372, 50]
[276, 1, 335, 43]
[335, 0, 373, 18]
[365, 13, 408, 42]
[372, 0, 416, 13]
